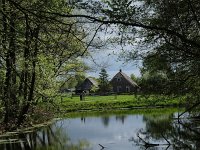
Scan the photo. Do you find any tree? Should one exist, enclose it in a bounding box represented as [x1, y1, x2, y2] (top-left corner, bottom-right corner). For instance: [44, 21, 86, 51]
[60, 67, 88, 92]
[2, 0, 200, 130]
[130, 74, 138, 83]
[72, 0, 200, 95]
[0, 0, 90, 130]
[98, 68, 111, 94]
[137, 52, 173, 94]
[29, 0, 200, 93]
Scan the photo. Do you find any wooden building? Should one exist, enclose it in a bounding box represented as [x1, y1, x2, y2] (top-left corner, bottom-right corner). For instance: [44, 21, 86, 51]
[75, 77, 98, 94]
[110, 69, 138, 93]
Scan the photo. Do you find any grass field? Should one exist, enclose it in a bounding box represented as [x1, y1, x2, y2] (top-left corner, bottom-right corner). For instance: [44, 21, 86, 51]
[56, 94, 186, 112]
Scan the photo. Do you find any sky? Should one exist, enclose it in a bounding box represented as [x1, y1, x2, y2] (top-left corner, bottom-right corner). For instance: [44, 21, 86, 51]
[84, 48, 142, 79]
[82, 23, 143, 79]
[71, 0, 146, 79]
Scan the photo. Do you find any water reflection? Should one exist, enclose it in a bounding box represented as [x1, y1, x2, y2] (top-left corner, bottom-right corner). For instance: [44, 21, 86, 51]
[1, 108, 200, 150]
[101, 116, 110, 127]
[0, 124, 91, 150]
[80, 115, 127, 127]
[115, 115, 127, 124]
[130, 112, 200, 150]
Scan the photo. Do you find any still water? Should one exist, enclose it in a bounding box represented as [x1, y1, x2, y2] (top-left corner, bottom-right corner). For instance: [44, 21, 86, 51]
[1, 108, 200, 150]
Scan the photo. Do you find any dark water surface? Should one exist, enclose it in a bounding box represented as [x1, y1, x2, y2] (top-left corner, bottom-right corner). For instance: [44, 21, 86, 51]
[1, 108, 200, 150]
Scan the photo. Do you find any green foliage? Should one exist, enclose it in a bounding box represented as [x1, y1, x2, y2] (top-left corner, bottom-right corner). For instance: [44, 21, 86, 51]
[98, 68, 112, 93]
[0, 0, 89, 129]
[139, 54, 171, 94]
[139, 0, 200, 96]
[90, 84, 99, 93]
[130, 73, 139, 83]
[2, 0, 200, 130]
[81, 0, 200, 97]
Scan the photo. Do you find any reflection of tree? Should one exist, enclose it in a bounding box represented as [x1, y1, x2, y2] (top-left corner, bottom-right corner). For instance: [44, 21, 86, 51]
[170, 118, 200, 150]
[101, 115, 127, 127]
[101, 116, 110, 127]
[0, 124, 91, 150]
[115, 115, 127, 124]
[130, 113, 200, 150]
[81, 117, 86, 123]
[143, 114, 174, 139]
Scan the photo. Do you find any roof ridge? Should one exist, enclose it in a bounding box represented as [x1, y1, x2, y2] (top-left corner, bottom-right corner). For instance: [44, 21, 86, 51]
[87, 77, 98, 86]
[119, 71, 138, 86]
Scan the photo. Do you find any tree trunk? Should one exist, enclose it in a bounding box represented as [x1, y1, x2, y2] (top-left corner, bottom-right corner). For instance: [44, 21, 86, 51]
[17, 27, 39, 126]
[3, 0, 18, 125]
[2, 0, 9, 124]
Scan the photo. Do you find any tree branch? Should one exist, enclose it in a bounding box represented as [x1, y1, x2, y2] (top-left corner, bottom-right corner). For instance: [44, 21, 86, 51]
[35, 11, 200, 49]
[7, 0, 200, 50]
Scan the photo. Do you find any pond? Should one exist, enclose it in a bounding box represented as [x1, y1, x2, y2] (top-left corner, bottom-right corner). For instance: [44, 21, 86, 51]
[0, 108, 200, 150]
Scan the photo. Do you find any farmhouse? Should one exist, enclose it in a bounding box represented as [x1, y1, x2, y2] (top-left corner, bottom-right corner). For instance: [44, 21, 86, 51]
[75, 77, 98, 94]
[110, 69, 138, 93]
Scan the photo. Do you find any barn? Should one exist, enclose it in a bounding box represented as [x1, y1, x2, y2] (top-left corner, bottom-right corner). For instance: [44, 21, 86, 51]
[75, 77, 98, 94]
[110, 69, 139, 93]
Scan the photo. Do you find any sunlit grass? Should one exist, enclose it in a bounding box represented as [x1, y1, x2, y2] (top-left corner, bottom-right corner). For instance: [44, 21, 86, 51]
[56, 94, 186, 112]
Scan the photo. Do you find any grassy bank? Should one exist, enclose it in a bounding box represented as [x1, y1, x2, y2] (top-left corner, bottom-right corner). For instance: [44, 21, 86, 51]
[0, 94, 185, 133]
[63, 107, 182, 118]
[56, 94, 186, 112]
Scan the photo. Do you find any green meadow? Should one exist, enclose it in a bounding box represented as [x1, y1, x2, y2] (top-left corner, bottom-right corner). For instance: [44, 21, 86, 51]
[56, 94, 186, 112]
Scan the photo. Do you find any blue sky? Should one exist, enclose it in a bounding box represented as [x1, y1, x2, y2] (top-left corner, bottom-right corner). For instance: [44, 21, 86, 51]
[84, 48, 141, 79]
[82, 23, 143, 79]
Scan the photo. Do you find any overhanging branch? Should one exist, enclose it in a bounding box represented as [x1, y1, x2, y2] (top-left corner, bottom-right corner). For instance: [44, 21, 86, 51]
[38, 12, 200, 49]
[7, 0, 200, 50]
